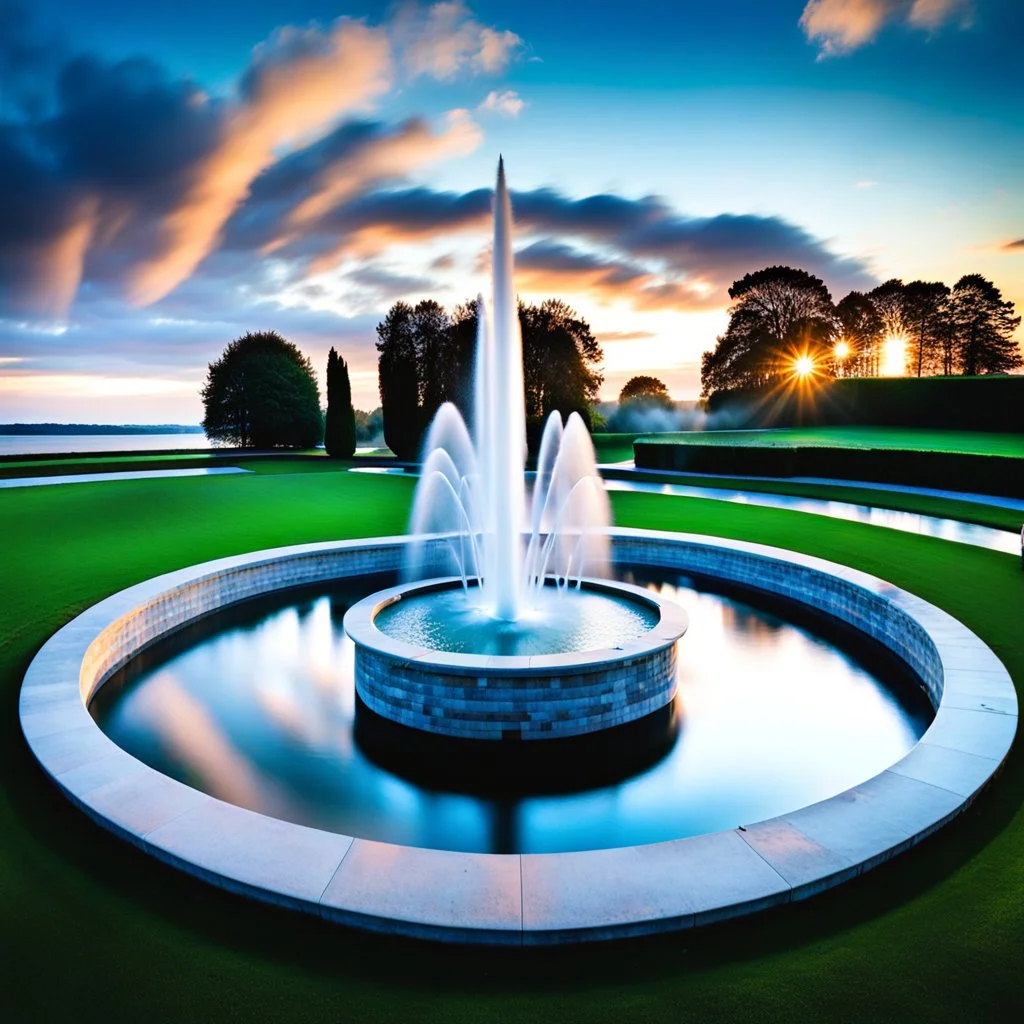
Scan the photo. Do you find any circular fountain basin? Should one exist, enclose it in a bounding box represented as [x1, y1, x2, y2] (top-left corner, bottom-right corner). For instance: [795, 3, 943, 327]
[18, 532, 1017, 944]
[344, 577, 688, 742]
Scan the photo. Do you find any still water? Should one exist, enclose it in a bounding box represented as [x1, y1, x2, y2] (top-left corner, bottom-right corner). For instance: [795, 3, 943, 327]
[92, 570, 932, 854]
[0, 433, 211, 456]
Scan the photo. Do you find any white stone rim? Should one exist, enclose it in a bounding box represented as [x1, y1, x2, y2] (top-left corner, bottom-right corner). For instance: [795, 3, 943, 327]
[19, 529, 1017, 945]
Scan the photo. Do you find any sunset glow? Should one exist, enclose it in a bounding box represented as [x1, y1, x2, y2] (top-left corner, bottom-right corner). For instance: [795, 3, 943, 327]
[0, 1, 1020, 420]
[881, 336, 908, 377]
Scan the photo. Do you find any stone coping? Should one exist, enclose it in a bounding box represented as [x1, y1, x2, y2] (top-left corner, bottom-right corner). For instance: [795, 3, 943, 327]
[343, 575, 689, 676]
[19, 530, 1017, 945]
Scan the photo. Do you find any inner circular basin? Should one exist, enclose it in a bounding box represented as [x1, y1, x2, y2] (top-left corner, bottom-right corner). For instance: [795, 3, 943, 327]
[373, 582, 659, 656]
[89, 568, 933, 855]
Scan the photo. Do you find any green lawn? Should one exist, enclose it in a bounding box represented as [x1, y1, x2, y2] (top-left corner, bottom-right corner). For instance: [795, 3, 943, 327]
[2, 466, 1022, 1021]
[643, 427, 1024, 457]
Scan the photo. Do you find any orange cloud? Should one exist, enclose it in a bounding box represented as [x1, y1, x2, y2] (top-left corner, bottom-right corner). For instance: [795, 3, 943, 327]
[478, 89, 525, 118]
[800, 0, 972, 56]
[394, 2, 522, 79]
[12, 199, 98, 319]
[125, 19, 392, 306]
[275, 109, 483, 252]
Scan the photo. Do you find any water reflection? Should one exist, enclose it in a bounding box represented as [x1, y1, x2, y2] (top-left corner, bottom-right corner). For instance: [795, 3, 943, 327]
[603, 478, 1018, 553]
[92, 572, 932, 854]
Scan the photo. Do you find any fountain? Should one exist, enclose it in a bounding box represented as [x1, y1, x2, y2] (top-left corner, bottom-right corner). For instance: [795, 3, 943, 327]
[344, 159, 688, 751]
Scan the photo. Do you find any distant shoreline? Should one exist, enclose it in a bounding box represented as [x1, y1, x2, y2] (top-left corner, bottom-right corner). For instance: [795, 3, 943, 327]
[0, 424, 204, 435]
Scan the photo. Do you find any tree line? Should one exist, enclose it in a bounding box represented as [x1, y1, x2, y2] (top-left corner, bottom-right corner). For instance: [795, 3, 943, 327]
[375, 297, 603, 460]
[199, 295, 604, 458]
[700, 267, 1021, 398]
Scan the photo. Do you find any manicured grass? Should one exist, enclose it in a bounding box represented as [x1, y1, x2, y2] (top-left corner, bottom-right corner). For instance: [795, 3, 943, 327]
[2, 465, 1023, 1021]
[644, 427, 1024, 457]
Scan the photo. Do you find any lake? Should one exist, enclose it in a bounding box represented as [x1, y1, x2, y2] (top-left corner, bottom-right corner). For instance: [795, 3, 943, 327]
[0, 433, 212, 457]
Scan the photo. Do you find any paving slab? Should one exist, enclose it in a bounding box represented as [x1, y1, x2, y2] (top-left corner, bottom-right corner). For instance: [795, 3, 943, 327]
[321, 839, 522, 942]
[738, 819, 857, 899]
[923, 706, 1018, 761]
[522, 831, 789, 942]
[888, 742, 1003, 799]
[147, 799, 353, 910]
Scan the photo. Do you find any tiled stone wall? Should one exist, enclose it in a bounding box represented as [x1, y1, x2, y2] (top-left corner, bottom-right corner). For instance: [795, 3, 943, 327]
[355, 643, 677, 740]
[613, 535, 942, 706]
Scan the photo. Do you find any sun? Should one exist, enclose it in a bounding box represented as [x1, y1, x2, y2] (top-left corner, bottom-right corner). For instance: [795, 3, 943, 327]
[881, 335, 907, 376]
[793, 355, 815, 378]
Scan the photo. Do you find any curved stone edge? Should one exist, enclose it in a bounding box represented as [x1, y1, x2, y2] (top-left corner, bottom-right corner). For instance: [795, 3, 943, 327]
[18, 530, 1017, 945]
[344, 575, 689, 740]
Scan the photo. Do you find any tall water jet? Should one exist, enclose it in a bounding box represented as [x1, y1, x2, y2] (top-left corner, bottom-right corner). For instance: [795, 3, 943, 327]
[351, 158, 687, 751]
[406, 157, 611, 616]
[488, 156, 527, 620]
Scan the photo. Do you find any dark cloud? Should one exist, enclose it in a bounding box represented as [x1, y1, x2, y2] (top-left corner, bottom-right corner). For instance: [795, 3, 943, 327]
[237, 179, 874, 307]
[1003, 239, 1024, 250]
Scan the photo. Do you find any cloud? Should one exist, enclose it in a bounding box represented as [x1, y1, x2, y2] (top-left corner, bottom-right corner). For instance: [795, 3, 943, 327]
[392, 2, 522, 79]
[597, 330, 658, 342]
[125, 19, 393, 306]
[0, 3, 514, 318]
[800, 0, 972, 56]
[1003, 239, 1024, 251]
[239, 179, 873, 310]
[478, 89, 525, 118]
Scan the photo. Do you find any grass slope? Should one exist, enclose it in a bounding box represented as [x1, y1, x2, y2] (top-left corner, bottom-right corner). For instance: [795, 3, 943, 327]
[1, 467, 1022, 1022]
[643, 427, 1024, 457]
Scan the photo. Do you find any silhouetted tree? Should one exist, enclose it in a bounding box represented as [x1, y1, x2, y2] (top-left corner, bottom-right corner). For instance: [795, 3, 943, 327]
[700, 266, 837, 396]
[618, 376, 672, 406]
[867, 279, 907, 343]
[324, 347, 356, 458]
[376, 302, 421, 459]
[201, 330, 322, 448]
[835, 290, 883, 377]
[411, 299, 457, 426]
[377, 297, 603, 457]
[948, 274, 1022, 376]
[521, 298, 603, 437]
[902, 281, 951, 377]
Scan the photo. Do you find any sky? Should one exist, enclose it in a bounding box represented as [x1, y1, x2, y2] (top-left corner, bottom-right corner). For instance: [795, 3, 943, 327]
[0, 0, 1021, 422]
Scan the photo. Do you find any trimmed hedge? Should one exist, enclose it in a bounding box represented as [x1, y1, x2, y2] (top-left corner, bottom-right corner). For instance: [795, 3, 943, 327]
[633, 441, 1024, 498]
[707, 376, 1024, 433]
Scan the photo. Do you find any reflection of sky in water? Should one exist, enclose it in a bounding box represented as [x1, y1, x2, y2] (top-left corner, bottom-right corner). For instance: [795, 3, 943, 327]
[93, 574, 931, 854]
[603, 479, 1018, 553]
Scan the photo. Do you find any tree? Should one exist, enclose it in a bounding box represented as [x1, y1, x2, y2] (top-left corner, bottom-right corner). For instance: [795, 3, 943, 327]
[619, 376, 671, 407]
[324, 347, 356, 458]
[700, 266, 837, 396]
[835, 291, 883, 377]
[948, 274, 1022, 376]
[376, 302, 421, 460]
[354, 407, 384, 445]
[520, 298, 603, 434]
[201, 330, 322, 448]
[867, 279, 906, 339]
[411, 299, 457, 425]
[901, 281, 951, 377]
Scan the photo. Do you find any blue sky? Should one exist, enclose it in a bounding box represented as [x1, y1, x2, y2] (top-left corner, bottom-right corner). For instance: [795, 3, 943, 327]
[1, 1, 1021, 420]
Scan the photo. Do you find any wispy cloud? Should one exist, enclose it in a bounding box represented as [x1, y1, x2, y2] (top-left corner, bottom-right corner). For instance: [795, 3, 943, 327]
[391, 2, 522, 79]
[478, 89, 525, 117]
[0, 3, 516, 318]
[1002, 239, 1024, 251]
[800, 0, 972, 57]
